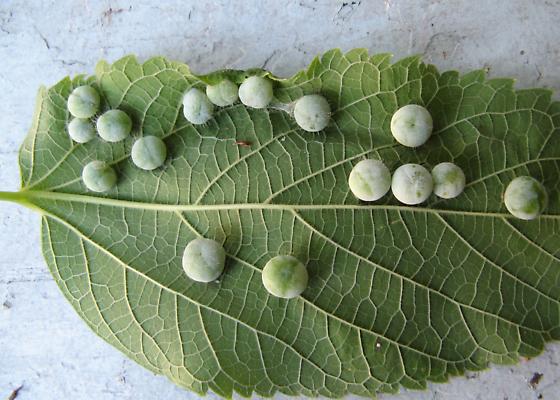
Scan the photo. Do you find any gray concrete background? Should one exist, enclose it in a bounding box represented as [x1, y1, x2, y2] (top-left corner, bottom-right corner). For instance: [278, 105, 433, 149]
[0, 1, 559, 399]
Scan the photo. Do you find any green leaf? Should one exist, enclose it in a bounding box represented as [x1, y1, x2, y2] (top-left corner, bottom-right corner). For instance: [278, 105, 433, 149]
[4, 48, 560, 398]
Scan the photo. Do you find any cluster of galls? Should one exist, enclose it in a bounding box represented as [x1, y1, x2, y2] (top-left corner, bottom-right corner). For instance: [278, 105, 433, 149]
[67, 85, 168, 192]
[348, 104, 547, 220]
[182, 75, 331, 133]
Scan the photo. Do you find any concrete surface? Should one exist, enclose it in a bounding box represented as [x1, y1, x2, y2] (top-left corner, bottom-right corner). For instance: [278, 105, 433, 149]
[0, 0, 559, 399]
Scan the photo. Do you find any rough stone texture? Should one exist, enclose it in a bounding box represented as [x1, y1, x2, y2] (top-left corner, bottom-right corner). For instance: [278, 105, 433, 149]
[0, 1, 559, 399]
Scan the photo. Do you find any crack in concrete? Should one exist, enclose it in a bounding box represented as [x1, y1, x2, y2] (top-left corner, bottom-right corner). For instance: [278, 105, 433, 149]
[101, 6, 132, 26]
[261, 50, 278, 70]
[0, 276, 52, 284]
[535, 64, 543, 81]
[0, 10, 13, 35]
[35, 28, 50, 49]
[334, 1, 362, 22]
[423, 32, 465, 61]
[54, 59, 87, 67]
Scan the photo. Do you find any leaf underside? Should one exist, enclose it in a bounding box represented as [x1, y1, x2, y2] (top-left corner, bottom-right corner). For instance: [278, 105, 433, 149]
[16, 49, 560, 398]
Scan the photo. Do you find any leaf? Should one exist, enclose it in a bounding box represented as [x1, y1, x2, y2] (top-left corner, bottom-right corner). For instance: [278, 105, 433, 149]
[3, 49, 560, 398]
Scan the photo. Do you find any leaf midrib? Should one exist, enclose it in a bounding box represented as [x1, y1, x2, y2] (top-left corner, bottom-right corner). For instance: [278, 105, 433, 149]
[22, 187, 559, 308]
[16, 189, 560, 220]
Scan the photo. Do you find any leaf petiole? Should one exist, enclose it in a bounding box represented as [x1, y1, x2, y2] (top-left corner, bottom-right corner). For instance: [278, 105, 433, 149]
[0, 190, 25, 203]
[0, 190, 43, 213]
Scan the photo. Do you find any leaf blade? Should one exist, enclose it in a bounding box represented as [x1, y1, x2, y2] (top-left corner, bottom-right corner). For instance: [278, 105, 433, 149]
[17, 49, 560, 398]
